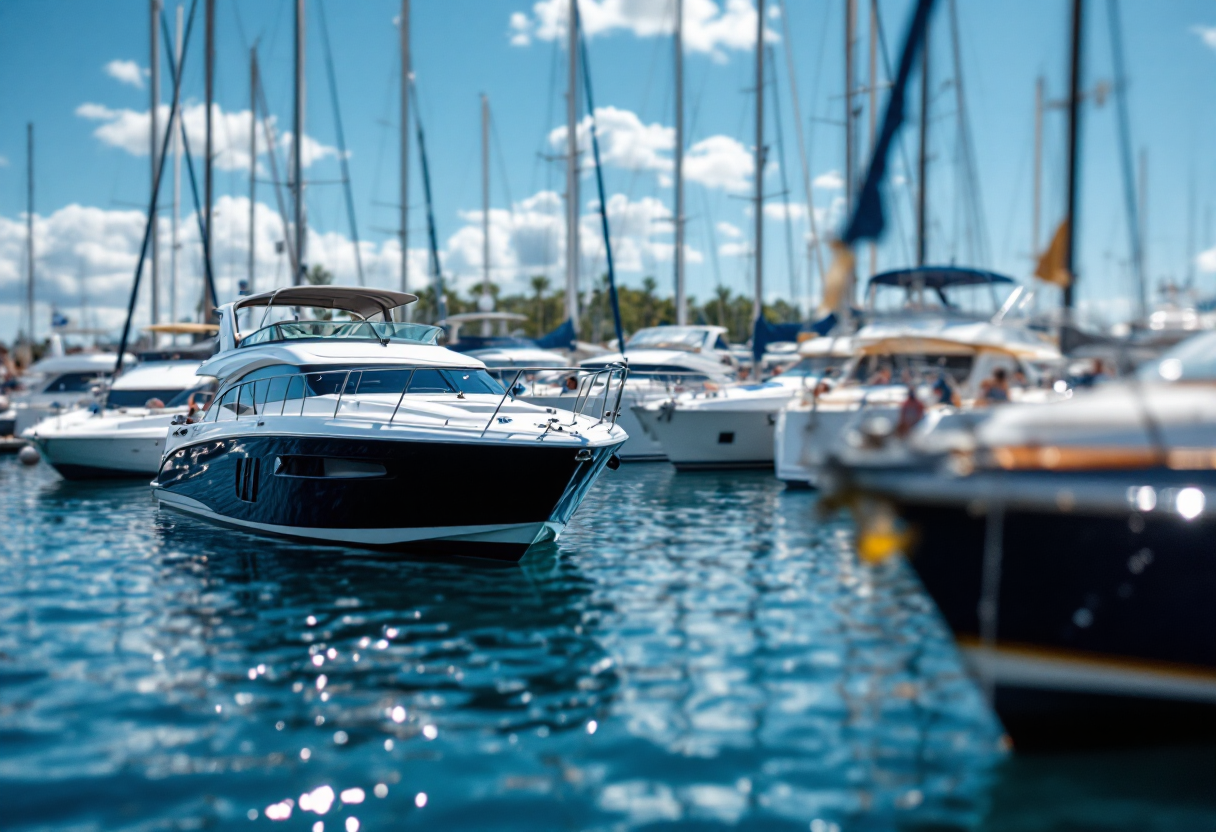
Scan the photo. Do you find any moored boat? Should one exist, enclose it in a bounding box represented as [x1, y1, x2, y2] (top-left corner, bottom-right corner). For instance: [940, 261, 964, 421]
[151, 287, 628, 561]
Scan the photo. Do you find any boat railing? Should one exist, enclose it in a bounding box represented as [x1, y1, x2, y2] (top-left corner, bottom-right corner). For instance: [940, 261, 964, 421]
[199, 364, 629, 436]
[507, 367, 723, 400]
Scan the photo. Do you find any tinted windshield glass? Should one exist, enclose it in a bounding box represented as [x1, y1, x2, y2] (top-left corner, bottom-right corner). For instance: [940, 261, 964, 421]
[625, 328, 709, 350]
[1139, 331, 1216, 382]
[240, 321, 442, 347]
[107, 389, 188, 408]
[43, 372, 105, 393]
[849, 354, 974, 384]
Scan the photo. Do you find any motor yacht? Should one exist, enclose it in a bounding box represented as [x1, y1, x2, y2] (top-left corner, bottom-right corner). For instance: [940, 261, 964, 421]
[151, 287, 628, 561]
[24, 359, 214, 479]
[519, 325, 737, 461]
[775, 268, 1061, 486]
[5, 351, 134, 435]
[631, 336, 852, 471]
[821, 330, 1216, 748]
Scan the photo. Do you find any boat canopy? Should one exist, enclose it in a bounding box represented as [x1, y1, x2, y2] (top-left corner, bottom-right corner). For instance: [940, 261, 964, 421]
[233, 286, 417, 320]
[867, 267, 1015, 290]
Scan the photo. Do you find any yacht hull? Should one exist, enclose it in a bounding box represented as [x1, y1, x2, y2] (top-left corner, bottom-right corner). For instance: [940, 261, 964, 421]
[853, 468, 1216, 749]
[632, 404, 777, 470]
[31, 433, 170, 479]
[774, 406, 869, 485]
[152, 434, 622, 561]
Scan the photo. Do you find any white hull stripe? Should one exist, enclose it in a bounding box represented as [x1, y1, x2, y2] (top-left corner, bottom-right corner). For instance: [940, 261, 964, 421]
[961, 645, 1216, 703]
[155, 489, 563, 547]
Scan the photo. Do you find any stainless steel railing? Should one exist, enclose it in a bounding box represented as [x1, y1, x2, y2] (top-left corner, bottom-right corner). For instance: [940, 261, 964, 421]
[199, 364, 629, 436]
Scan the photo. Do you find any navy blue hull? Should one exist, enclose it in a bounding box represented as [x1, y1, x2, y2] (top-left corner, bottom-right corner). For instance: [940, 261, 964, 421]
[153, 434, 622, 561]
[871, 469, 1216, 749]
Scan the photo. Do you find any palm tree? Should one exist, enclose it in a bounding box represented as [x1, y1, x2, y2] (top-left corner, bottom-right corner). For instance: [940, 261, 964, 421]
[530, 275, 550, 334]
[641, 276, 657, 327]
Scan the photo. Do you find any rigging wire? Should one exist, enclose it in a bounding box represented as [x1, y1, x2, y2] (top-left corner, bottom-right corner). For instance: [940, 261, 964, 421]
[767, 45, 802, 315]
[316, 0, 365, 285]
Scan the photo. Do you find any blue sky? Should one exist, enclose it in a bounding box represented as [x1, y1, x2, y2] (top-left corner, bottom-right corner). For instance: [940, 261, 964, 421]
[0, 0, 1213, 342]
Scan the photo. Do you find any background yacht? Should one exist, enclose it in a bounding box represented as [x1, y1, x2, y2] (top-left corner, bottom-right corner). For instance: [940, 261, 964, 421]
[520, 325, 737, 461]
[775, 268, 1060, 486]
[24, 359, 214, 479]
[6, 351, 134, 435]
[632, 336, 852, 471]
[152, 287, 628, 561]
[440, 312, 570, 370]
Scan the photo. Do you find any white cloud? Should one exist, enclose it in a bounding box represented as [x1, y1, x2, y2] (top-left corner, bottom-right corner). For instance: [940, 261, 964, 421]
[683, 135, 753, 192]
[719, 241, 749, 258]
[763, 202, 807, 221]
[1198, 246, 1216, 273]
[104, 59, 145, 89]
[1191, 25, 1216, 50]
[510, 0, 775, 59]
[76, 102, 342, 172]
[549, 106, 674, 173]
[812, 169, 844, 191]
[716, 221, 742, 239]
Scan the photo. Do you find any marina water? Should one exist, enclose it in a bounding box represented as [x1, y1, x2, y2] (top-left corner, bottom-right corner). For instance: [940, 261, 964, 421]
[3, 458, 1212, 830]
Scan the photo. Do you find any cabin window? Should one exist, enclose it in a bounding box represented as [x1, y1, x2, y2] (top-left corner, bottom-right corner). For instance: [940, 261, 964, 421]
[43, 372, 105, 394]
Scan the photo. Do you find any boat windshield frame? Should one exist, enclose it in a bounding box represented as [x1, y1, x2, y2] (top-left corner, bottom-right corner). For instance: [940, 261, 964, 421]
[238, 320, 443, 348]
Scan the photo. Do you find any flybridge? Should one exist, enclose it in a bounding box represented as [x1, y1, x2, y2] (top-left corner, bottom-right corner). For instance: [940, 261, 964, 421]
[217, 286, 420, 353]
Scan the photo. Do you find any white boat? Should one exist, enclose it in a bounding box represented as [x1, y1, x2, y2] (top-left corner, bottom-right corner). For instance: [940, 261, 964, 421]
[519, 325, 738, 461]
[23, 360, 213, 479]
[6, 352, 133, 435]
[775, 268, 1061, 486]
[151, 287, 628, 561]
[631, 336, 852, 470]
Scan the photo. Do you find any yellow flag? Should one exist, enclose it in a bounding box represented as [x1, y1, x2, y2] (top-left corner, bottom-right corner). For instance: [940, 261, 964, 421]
[820, 239, 856, 313]
[1035, 219, 1071, 288]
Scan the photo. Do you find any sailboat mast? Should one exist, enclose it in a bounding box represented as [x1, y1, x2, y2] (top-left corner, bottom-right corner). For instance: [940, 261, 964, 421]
[25, 123, 34, 344]
[845, 0, 856, 215]
[674, 0, 686, 325]
[565, 0, 580, 332]
[868, 0, 878, 278]
[400, 0, 410, 318]
[753, 0, 765, 329]
[916, 14, 929, 266]
[481, 93, 492, 332]
[293, 0, 307, 285]
[1032, 76, 1043, 258]
[171, 3, 182, 325]
[249, 46, 258, 294]
[204, 0, 214, 320]
[1062, 0, 1083, 310]
[150, 0, 161, 327]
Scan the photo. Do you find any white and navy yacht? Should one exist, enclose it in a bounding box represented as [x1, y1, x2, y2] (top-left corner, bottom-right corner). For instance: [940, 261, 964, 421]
[151, 287, 628, 561]
[822, 330, 1216, 748]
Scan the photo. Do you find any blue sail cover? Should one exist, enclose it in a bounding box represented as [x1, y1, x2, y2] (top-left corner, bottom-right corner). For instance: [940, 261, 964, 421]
[534, 318, 577, 351]
[752, 313, 837, 362]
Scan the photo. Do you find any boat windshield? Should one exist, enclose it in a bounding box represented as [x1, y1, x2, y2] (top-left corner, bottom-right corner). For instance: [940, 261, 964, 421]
[782, 357, 841, 377]
[625, 327, 714, 351]
[239, 320, 442, 347]
[1139, 331, 1216, 382]
[868, 282, 1013, 317]
[847, 353, 975, 385]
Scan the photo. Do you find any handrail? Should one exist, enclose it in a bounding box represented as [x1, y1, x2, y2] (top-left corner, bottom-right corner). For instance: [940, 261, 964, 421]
[202, 364, 629, 435]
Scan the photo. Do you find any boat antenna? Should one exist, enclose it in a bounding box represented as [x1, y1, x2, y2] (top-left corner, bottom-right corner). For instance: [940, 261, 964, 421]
[116, 0, 200, 376]
[578, 27, 626, 356]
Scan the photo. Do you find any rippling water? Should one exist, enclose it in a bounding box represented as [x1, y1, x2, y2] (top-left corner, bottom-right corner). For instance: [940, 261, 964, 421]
[3, 456, 1212, 831]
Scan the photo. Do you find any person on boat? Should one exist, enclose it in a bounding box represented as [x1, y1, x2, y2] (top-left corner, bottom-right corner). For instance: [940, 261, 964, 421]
[977, 367, 1011, 405]
[867, 365, 893, 386]
[931, 371, 960, 407]
[896, 385, 925, 437]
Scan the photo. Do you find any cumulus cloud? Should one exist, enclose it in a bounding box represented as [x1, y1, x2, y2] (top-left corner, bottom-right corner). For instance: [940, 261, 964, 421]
[812, 169, 844, 191]
[763, 202, 807, 221]
[509, 0, 775, 60]
[0, 199, 424, 340]
[1198, 246, 1216, 273]
[549, 106, 674, 173]
[683, 135, 753, 192]
[1192, 25, 1216, 50]
[716, 221, 742, 239]
[76, 102, 342, 171]
[104, 59, 145, 89]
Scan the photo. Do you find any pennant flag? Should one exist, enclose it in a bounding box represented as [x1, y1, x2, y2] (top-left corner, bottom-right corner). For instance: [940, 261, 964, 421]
[1034, 219, 1072, 288]
[820, 240, 857, 313]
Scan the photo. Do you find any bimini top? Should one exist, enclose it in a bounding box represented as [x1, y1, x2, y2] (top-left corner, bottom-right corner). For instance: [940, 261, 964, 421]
[868, 266, 1014, 290]
[234, 286, 417, 320]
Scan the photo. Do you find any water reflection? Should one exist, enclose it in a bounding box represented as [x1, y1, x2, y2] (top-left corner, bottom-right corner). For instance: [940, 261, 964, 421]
[5, 457, 1151, 831]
